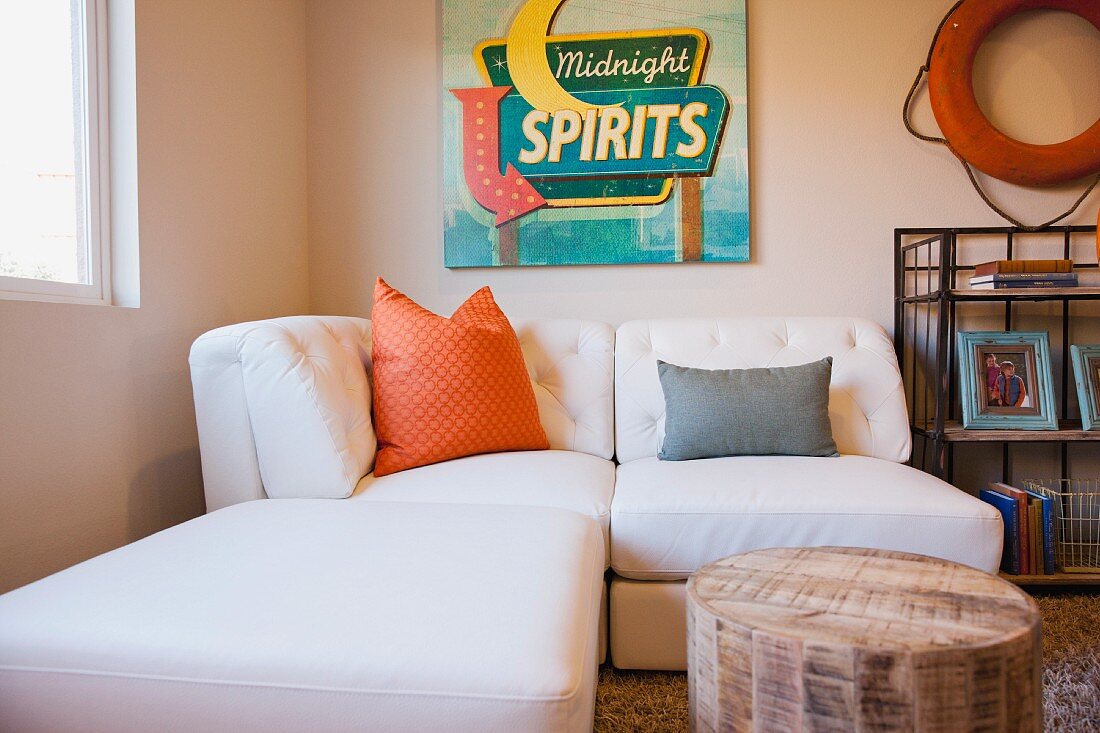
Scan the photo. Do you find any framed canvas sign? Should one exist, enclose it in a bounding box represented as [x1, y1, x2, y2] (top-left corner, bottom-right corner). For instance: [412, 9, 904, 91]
[442, 0, 748, 267]
[1070, 344, 1100, 431]
[957, 331, 1058, 431]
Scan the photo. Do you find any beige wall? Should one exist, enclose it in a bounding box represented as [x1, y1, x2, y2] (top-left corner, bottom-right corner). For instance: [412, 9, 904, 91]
[306, 0, 1100, 324]
[0, 0, 309, 593]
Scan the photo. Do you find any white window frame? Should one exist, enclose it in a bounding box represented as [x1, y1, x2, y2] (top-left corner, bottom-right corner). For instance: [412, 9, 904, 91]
[0, 0, 112, 305]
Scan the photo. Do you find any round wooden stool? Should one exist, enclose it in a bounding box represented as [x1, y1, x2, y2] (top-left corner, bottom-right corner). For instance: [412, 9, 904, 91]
[687, 547, 1042, 732]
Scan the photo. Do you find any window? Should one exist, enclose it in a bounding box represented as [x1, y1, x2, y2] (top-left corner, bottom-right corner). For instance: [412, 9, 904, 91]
[0, 0, 111, 304]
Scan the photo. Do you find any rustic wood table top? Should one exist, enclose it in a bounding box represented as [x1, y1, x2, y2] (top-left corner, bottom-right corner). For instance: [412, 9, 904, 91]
[687, 546, 1042, 732]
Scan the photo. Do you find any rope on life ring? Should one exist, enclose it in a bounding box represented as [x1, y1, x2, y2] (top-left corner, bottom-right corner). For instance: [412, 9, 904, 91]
[904, 0, 1100, 230]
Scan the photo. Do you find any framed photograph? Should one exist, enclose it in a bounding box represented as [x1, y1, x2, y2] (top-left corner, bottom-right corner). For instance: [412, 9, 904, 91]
[1070, 345, 1100, 431]
[957, 331, 1058, 430]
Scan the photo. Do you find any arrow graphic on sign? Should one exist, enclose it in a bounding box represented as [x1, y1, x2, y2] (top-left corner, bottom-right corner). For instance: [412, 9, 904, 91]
[451, 86, 547, 227]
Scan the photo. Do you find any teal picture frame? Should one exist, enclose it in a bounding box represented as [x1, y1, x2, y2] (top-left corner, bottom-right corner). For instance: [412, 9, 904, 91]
[957, 331, 1058, 430]
[1070, 345, 1100, 431]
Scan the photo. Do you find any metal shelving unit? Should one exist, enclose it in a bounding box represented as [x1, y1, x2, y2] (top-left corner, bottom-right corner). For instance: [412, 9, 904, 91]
[895, 225, 1100, 586]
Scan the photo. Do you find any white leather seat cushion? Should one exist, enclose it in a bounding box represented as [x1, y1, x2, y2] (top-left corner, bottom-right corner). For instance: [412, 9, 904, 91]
[0, 501, 603, 733]
[610, 455, 1003, 580]
[352, 450, 615, 567]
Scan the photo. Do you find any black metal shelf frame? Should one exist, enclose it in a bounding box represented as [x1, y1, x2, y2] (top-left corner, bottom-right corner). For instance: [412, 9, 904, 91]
[894, 225, 1100, 486]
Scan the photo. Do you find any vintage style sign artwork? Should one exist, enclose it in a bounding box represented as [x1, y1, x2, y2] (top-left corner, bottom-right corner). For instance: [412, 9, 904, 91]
[443, 0, 748, 267]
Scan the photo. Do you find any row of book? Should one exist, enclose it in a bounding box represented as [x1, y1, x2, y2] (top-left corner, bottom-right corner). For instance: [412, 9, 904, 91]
[968, 259, 1098, 290]
[980, 482, 1055, 575]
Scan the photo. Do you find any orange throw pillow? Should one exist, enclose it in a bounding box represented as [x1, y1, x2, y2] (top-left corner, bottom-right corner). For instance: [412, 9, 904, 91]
[370, 279, 549, 476]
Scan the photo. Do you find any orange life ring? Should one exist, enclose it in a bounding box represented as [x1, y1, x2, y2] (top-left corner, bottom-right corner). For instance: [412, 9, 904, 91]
[928, 0, 1100, 187]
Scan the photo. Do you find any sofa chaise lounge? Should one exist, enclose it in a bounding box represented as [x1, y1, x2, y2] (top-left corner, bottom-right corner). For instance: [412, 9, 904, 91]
[0, 315, 1003, 732]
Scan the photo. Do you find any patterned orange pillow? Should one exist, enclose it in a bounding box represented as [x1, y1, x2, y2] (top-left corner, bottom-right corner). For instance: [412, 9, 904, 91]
[370, 279, 548, 476]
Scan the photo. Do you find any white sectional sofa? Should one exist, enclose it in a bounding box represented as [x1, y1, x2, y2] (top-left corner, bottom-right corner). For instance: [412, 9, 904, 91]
[0, 314, 1003, 732]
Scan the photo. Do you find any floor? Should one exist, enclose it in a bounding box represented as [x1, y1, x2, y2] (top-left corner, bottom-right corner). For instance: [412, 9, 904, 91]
[594, 590, 1100, 732]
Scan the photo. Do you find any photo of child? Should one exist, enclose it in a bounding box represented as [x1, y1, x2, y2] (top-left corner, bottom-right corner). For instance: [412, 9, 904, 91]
[984, 353, 1001, 406]
[996, 360, 1028, 408]
[960, 332, 1057, 430]
[979, 350, 1034, 411]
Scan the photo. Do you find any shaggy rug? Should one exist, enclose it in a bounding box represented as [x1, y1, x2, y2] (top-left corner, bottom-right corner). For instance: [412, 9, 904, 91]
[595, 591, 1100, 732]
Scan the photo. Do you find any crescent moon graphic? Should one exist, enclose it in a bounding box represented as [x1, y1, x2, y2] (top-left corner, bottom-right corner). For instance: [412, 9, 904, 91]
[506, 0, 610, 114]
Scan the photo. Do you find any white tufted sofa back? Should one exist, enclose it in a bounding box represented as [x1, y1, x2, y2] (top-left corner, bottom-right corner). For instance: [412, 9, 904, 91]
[514, 319, 615, 460]
[614, 318, 911, 464]
[189, 317, 375, 510]
[190, 316, 615, 511]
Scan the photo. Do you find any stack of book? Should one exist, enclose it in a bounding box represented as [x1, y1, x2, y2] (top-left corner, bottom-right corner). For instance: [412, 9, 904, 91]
[969, 259, 1077, 290]
[980, 482, 1055, 575]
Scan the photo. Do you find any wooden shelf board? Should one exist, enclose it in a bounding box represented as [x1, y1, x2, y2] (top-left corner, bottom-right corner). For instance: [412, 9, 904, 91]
[1000, 571, 1100, 586]
[950, 287, 1100, 300]
[918, 421, 1100, 443]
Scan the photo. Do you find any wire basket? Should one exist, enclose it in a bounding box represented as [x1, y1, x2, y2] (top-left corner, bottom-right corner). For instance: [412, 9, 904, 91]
[1023, 479, 1100, 573]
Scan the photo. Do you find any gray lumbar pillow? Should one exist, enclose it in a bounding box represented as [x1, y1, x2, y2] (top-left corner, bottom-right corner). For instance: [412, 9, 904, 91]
[657, 358, 839, 460]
